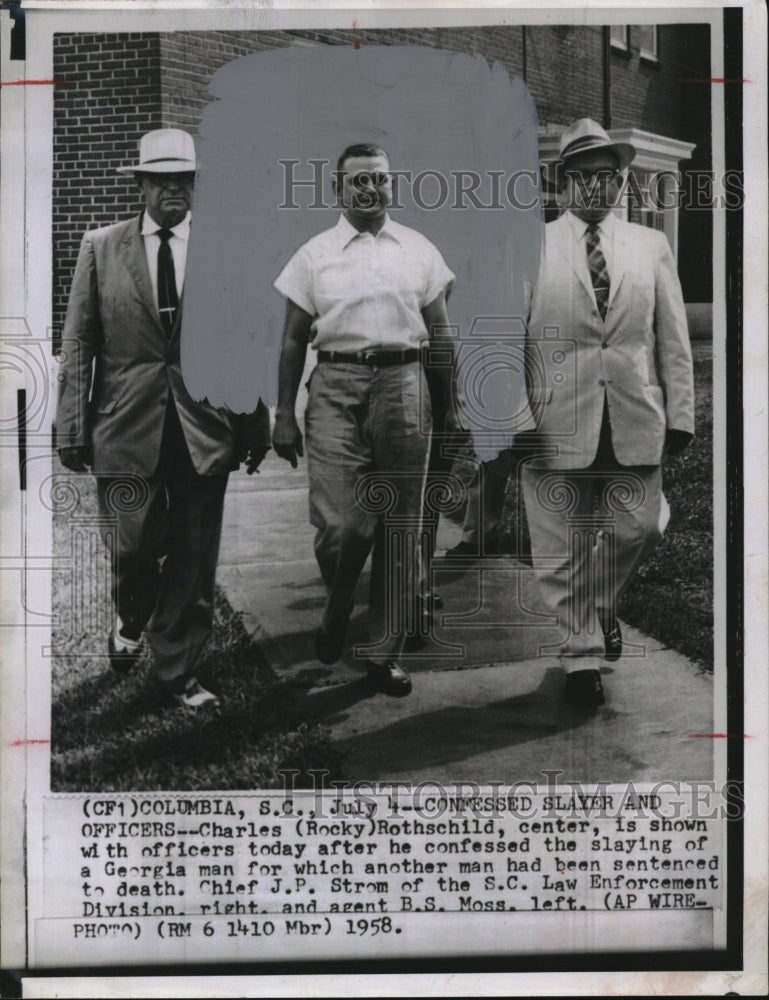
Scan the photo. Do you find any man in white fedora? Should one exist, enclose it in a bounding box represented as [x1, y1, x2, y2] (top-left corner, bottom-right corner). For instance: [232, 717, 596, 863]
[520, 117, 694, 706]
[56, 128, 270, 708]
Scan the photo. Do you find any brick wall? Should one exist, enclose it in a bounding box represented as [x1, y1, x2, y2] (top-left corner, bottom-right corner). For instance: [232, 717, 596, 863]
[610, 24, 710, 135]
[159, 30, 298, 133]
[53, 33, 162, 337]
[526, 26, 606, 126]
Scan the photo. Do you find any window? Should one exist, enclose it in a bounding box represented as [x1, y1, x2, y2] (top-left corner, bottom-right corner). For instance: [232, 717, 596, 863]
[627, 169, 667, 233]
[637, 24, 659, 62]
[610, 25, 630, 52]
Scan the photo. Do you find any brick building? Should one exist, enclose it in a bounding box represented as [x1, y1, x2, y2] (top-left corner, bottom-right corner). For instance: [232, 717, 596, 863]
[52, 24, 712, 336]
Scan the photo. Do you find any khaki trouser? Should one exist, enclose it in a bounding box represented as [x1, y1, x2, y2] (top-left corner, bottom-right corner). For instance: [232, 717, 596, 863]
[305, 361, 431, 665]
[521, 414, 663, 674]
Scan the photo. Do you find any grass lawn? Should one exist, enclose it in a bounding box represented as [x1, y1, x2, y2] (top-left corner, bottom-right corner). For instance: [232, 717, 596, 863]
[50, 476, 337, 792]
[498, 355, 714, 670]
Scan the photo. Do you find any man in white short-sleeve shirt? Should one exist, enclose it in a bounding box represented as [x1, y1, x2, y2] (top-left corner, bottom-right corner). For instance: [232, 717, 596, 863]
[273, 143, 464, 697]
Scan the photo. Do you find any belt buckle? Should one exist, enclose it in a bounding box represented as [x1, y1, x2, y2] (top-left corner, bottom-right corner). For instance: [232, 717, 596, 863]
[361, 349, 378, 365]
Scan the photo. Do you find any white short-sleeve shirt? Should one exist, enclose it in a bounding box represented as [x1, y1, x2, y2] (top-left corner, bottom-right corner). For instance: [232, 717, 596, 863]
[273, 213, 455, 353]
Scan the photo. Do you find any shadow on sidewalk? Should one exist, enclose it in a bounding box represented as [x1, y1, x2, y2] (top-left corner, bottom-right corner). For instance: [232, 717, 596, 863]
[292, 665, 620, 780]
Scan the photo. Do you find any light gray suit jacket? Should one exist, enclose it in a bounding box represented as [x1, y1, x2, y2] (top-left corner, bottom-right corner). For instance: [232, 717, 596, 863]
[525, 212, 695, 469]
[57, 214, 269, 477]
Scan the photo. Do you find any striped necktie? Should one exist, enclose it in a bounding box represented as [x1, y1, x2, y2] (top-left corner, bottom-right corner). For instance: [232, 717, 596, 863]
[157, 228, 179, 335]
[586, 223, 610, 321]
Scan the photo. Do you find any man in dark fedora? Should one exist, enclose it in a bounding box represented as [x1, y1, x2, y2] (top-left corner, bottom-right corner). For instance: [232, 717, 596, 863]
[521, 117, 694, 706]
[56, 128, 270, 708]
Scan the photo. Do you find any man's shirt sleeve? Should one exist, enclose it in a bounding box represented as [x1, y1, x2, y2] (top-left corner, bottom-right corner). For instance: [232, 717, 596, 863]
[273, 244, 316, 317]
[422, 244, 456, 308]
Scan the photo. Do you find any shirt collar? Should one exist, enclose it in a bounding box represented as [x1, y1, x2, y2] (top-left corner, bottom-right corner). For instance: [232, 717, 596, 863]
[567, 209, 615, 242]
[335, 212, 402, 249]
[141, 211, 191, 240]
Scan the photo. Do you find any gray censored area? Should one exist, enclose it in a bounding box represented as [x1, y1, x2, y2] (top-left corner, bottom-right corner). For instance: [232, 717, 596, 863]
[181, 44, 543, 456]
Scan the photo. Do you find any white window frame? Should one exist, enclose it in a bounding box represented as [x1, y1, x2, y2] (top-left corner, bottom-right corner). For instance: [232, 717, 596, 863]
[610, 25, 630, 52]
[637, 25, 660, 63]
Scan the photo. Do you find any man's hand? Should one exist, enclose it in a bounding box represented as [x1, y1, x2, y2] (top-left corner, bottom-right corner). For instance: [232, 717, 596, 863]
[233, 404, 271, 474]
[272, 412, 304, 469]
[58, 445, 92, 473]
[244, 446, 270, 475]
[665, 428, 693, 457]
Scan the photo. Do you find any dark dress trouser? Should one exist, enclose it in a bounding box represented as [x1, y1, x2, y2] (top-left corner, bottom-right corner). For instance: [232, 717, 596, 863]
[96, 398, 228, 682]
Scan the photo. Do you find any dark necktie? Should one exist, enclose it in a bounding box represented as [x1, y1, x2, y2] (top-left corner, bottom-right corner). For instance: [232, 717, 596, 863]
[586, 223, 610, 321]
[157, 228, 179, 335]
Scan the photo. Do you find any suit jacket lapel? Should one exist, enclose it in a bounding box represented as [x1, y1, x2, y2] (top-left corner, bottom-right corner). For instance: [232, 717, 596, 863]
[119, 214, 163, 332]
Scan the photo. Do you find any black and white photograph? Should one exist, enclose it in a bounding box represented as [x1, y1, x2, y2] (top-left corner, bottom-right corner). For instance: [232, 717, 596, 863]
[0, 2, 765, 996]
[47, 17, 715, 788]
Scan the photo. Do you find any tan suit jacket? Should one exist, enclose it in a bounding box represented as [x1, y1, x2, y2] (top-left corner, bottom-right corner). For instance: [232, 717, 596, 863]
[57, 214, 269, 476]
[525, 212, 694, 469]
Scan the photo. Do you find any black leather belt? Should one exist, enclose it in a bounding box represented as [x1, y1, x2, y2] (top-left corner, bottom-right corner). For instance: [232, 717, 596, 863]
[317, 348, 422, 366]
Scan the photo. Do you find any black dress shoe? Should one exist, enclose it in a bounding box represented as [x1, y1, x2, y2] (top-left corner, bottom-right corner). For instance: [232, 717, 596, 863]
[367, 660, 412, 697]
[599, 615, 623, 661]
[107, 631, 141, 674]
[564, 669, 605, 707]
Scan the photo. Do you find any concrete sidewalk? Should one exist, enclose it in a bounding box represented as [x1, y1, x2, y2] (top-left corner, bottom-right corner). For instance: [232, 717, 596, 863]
[217, 442, 713, 785]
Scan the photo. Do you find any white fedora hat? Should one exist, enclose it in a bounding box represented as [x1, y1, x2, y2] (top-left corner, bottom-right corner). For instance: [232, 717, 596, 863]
[557, 117, 636, 171]
[117, 128, 196, 174]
